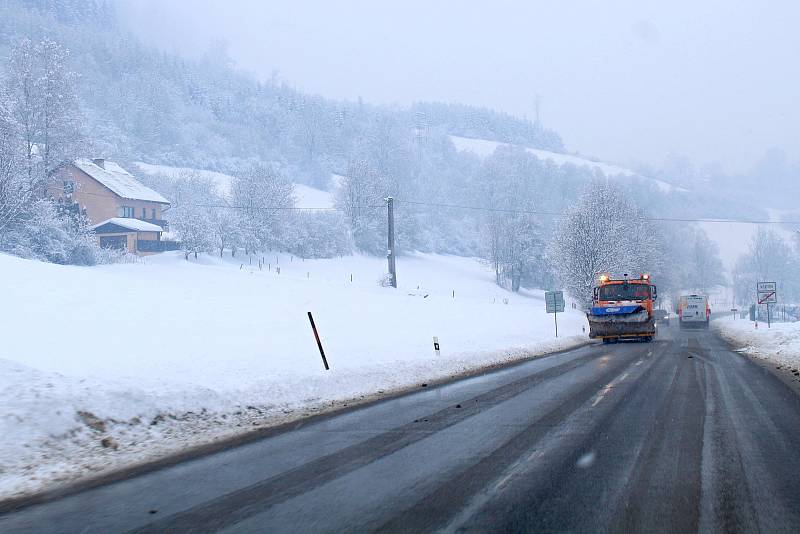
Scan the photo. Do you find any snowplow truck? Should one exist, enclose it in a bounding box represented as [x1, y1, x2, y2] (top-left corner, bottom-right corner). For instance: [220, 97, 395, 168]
[587, 274, 657, 343]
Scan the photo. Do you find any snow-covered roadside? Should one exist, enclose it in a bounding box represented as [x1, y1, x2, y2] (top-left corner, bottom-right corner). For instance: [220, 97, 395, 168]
[0, 252, 588, 500]
[712, 318, 800, 372]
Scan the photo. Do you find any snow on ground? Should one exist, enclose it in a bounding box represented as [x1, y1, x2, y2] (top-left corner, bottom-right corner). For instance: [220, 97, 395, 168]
[449, 135, 687, 194]
[450, 135, 687, 193]
[133, 162, 334, 209]
[293, 183, 334, 209]
[0, 251, 588, 500]
[134, 162, 236, 198]
[713, 318, 800, 372]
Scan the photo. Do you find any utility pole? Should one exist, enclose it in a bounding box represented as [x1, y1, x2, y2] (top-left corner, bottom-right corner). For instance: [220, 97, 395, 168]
[386, 196, 397, 288]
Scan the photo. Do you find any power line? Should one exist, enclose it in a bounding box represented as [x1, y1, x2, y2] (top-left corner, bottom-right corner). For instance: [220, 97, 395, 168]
[394, 198, 800, 226]
[191, 203, 384, 211]
[47, 184, 800, 226]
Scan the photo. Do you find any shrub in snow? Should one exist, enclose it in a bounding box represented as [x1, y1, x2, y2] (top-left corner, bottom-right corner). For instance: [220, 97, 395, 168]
[0, 199, 108, 265]
[285, 211, 352, 259]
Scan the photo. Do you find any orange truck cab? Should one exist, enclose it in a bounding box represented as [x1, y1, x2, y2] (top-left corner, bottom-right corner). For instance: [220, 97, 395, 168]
[587, 274, 658, 343]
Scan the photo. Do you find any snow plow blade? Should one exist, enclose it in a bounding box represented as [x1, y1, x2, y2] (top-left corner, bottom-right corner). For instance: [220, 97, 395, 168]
[587, 305, 656, 339]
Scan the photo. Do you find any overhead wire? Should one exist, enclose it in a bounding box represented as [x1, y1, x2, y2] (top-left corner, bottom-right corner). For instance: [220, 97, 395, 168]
[47, 185, 800, 226]
[392, 198, 800, 226]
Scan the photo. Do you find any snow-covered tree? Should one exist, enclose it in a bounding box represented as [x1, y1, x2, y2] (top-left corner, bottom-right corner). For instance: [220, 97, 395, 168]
[0, 37, 108, 264]
[0, 99, 28, 233]
[231, 163, 294, 253]
[733, 228, 799, 305]
[477, 147, 548, 291]
[6, 38, 83, 188]
[686, 228, 725, 292]
[286, 211, 352, 259]
[550, 180, 662, 308]
[335, 159, 386, 254]
[209, 206, 241, 257]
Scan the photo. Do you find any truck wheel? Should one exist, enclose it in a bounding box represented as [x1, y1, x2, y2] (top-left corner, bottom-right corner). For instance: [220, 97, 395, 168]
[602, 338, 611, 344]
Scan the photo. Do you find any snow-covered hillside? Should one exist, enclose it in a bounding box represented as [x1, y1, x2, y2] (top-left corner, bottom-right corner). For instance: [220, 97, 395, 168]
[0, 251, 587, 499]
[133, 162, 334, 209]
[449, 135, 685, 194]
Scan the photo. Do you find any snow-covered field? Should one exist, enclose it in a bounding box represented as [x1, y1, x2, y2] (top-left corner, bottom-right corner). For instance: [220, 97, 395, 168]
[713, 318, 800, 371]
[448, 135, 686, 193]
[133, 162, 335, 209]
[0, 251, 588, 500]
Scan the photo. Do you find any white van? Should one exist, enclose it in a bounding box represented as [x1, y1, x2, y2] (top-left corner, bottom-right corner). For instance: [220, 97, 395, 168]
[678, 295, 710, 329]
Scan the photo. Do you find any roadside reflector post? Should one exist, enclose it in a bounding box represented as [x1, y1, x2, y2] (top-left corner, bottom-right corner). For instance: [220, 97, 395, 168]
[433, 336, 441, 356]
[307, 312, 329, 370]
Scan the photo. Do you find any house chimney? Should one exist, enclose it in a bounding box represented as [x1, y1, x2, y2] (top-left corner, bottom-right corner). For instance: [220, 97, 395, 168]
[92, 158, 105, 169]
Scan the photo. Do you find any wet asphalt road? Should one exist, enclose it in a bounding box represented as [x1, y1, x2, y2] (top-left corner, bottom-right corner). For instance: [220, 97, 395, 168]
[2, 324, 800, 533]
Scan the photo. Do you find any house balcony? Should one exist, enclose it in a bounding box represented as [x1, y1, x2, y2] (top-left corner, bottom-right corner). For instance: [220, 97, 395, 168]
[136, 218, 169, 231]
[136, 239, 181, 253]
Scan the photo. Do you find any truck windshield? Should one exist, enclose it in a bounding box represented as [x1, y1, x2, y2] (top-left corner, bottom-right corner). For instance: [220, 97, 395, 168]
[598, 283, 651, 301]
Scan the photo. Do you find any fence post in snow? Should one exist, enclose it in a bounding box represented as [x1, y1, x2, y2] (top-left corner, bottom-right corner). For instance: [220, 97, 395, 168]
[307, 312, 330, 370]
[433, 336, 441, 356]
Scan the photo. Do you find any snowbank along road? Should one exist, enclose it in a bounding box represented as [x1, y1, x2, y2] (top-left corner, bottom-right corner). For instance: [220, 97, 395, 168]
[2, 324, 800, 533]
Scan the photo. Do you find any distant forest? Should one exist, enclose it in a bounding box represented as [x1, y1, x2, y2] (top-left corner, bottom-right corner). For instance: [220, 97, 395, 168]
[4, 0, 789, 303]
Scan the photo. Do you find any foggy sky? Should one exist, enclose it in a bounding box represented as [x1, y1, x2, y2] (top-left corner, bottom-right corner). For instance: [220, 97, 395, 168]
[119, 0, 800, 173]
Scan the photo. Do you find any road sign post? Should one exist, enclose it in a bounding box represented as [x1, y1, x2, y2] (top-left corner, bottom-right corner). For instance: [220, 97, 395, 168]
[757, 282, 777, 328]
[545, 291, 565, 338]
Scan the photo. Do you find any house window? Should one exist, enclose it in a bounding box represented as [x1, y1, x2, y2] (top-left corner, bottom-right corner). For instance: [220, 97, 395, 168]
[120, 206, 135, 218]
[151, 208, 156, 219]
[142, 207, 147, 219]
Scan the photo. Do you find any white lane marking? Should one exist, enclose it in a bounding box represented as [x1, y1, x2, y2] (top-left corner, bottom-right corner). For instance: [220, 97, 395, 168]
[527, 449, 544, 462]
[492, 470, 516, 491]
[591, 366, 634, 407]
[492, 450, 544, 491]
[592, 382, 614, 406]
[635, 360, 643, 366]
